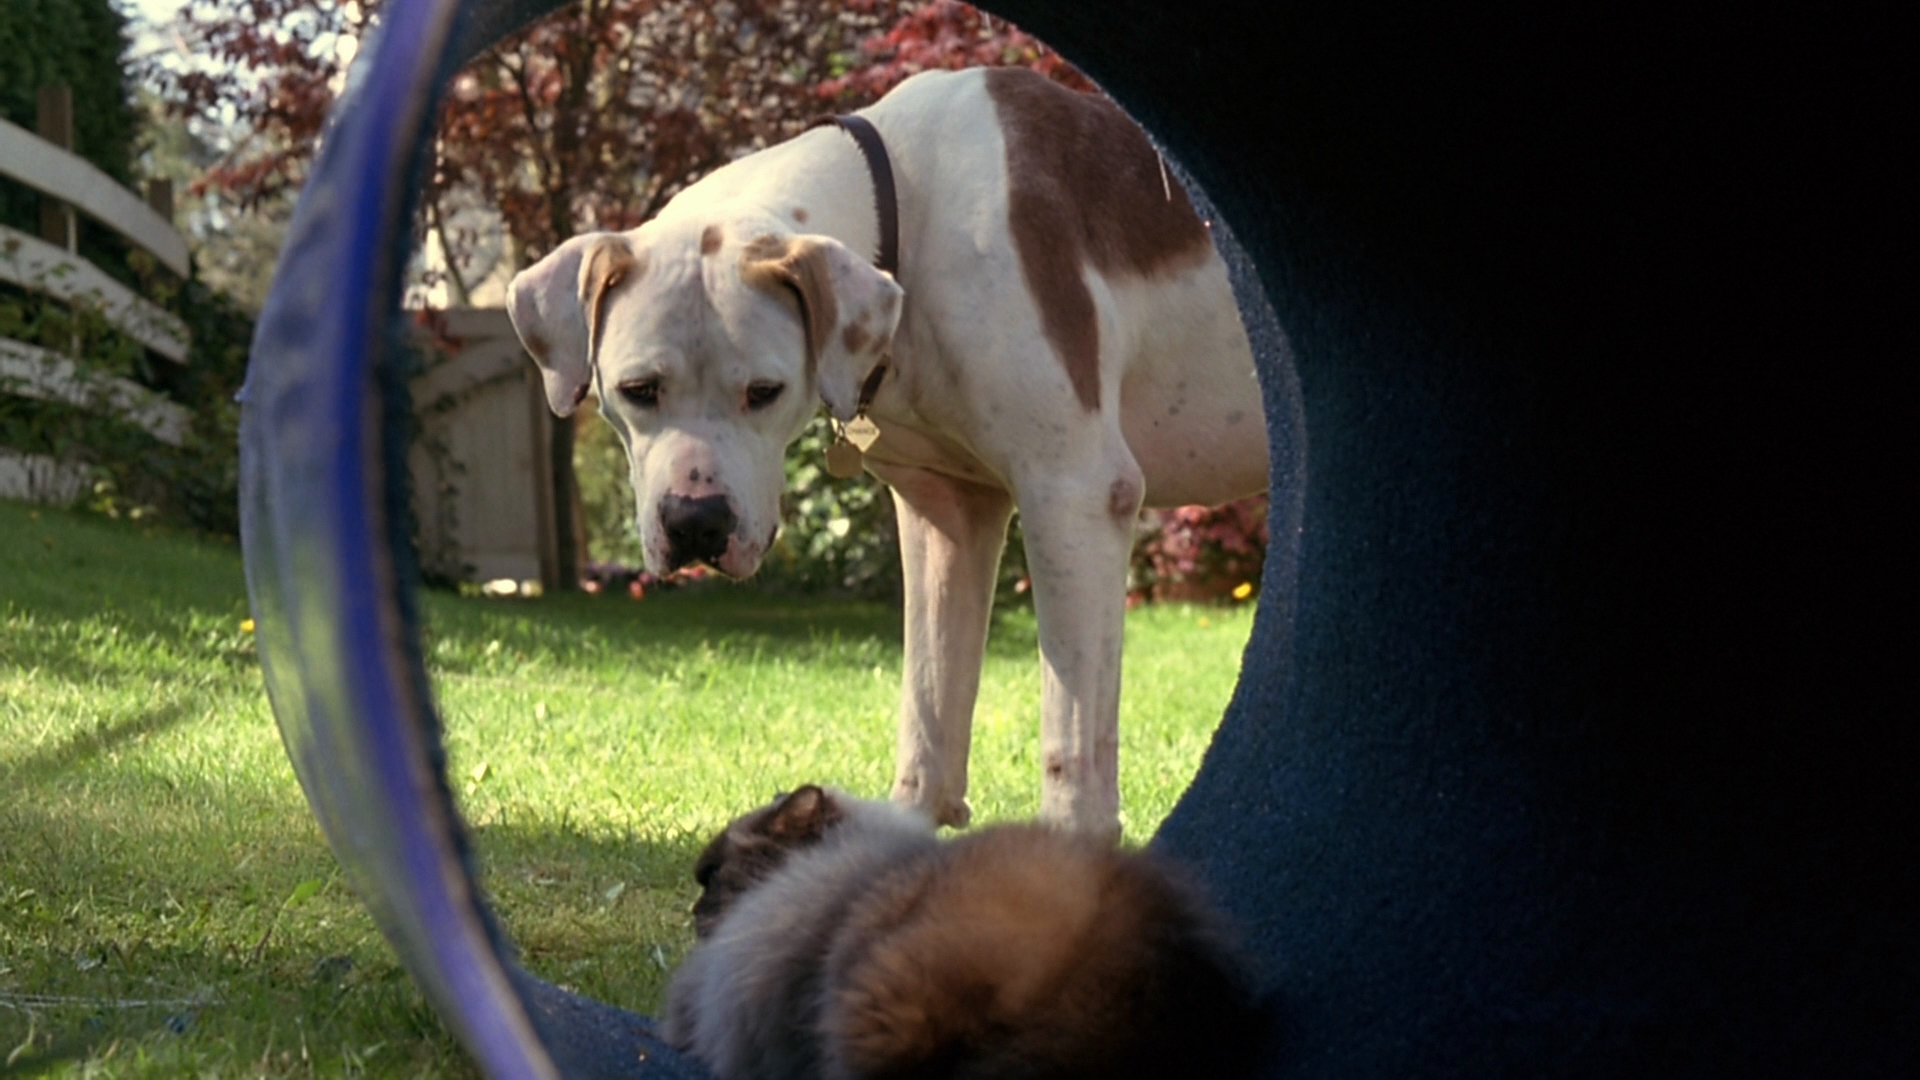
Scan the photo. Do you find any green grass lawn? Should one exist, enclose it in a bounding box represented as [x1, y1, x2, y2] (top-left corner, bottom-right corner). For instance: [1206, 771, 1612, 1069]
[0, 499, 1254, 1077]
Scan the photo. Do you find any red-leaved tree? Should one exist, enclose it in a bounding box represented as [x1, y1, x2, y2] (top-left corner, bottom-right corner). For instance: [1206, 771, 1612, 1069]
[816, 0, 1092, 100]
[155, 0, 916, 276]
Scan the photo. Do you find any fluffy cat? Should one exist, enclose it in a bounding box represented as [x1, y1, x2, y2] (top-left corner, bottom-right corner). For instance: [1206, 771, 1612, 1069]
[663, 785, 1265, 1080]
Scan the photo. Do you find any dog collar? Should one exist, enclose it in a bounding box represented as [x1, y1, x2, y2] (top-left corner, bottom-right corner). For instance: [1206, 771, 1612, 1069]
[811, 113, 900, 277]
[814, 114, 898, 478]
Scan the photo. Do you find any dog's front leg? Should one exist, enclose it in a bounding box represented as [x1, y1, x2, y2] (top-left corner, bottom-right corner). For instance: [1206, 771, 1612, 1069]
[1014, 450, 1145, 844]
[871, 463, 1015, 829]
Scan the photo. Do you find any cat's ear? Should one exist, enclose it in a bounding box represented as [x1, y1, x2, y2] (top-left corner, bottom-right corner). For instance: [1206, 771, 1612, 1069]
[769, 785, 840, 840]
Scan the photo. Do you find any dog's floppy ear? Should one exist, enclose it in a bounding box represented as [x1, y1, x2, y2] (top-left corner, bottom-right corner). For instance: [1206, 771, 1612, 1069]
[740, 234, 904, 421]
[506, 232, 642, 417]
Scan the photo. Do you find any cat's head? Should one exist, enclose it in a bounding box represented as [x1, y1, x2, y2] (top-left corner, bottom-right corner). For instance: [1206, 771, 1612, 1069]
[689, 784, 845, 938]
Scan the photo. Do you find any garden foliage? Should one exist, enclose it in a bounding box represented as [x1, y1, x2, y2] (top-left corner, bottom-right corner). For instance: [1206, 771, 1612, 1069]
[0, 0, 140, 245]
[1132, 498, 1269, 603]
[1, 0, 254, 537]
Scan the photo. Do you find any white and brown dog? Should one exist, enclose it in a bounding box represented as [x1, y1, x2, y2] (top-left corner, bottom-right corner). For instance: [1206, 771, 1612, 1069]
[506, 67, 1266, 839]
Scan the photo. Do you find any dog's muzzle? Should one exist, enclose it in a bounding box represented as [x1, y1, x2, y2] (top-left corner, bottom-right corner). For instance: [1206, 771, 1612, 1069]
[660, 493, 736, 571]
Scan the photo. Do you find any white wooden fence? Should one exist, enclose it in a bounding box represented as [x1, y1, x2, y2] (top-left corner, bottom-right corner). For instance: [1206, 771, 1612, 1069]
[0, 100, 193, 503]
[0, 116, 189, 276]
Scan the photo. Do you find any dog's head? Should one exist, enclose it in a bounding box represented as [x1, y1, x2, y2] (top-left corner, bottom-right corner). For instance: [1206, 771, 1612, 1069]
[506, 220, 902, 578]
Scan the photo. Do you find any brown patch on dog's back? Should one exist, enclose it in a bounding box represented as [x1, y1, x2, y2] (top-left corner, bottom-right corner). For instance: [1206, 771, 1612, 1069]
[700, 225, 724, 255]
[791, 207, 810, 224]
[986, 68, 1211, 412]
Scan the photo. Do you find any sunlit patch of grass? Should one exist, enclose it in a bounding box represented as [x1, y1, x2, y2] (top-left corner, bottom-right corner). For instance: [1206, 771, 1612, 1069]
[1, 499, 1253, 1075]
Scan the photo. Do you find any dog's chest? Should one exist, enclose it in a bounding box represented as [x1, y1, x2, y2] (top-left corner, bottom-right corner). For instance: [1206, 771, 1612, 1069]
[861, 377, 1005, 489]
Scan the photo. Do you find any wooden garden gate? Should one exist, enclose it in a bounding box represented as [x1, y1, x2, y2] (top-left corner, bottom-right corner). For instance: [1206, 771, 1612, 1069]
[406, 307, 567, 591]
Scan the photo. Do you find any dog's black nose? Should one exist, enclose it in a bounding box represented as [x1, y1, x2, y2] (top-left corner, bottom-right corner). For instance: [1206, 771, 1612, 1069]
[660, 494, 735, 569]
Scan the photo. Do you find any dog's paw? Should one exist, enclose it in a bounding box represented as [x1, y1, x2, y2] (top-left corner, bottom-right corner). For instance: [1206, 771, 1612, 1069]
[891, 778, 972, 830]
[933, 798, 973, 830]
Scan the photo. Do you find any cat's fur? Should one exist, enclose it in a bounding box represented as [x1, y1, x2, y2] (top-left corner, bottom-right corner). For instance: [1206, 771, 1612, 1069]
[663, 785, 1265, 1080]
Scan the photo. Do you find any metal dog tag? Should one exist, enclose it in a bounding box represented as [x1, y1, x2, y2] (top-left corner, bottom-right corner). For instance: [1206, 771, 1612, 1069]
[845, 415, 881, 452]
[826, 438, 864, 478]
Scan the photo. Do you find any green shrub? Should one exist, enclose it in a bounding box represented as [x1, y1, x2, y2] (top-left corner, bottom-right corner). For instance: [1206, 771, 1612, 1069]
[0, 266, 253, 536]
[0, 0, 250, 536]
[0, 0, 141, 286]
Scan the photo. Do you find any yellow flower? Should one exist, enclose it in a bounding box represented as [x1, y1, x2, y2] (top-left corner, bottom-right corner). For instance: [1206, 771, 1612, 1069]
[1232, 581, 1254, 600]
[241, 618, 256, 634]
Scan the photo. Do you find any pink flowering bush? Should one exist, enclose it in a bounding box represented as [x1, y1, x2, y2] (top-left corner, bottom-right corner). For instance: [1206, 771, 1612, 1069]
[1131, 496, 1268, 604]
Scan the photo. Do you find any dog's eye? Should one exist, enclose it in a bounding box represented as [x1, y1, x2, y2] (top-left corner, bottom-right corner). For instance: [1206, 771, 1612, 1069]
[619, 378, 661, 409]
[745, 381, 785, 411]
